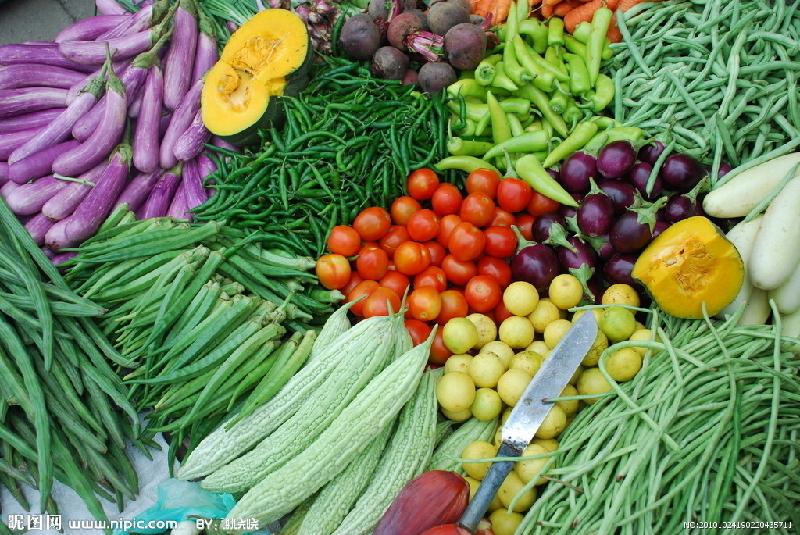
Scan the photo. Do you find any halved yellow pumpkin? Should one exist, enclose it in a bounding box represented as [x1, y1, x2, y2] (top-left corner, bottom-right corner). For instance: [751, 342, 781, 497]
[201, 62, 272, 138]
[632, 216, 744, 319]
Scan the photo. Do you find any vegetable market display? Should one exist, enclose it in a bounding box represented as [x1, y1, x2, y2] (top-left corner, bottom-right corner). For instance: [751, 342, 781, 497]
[1, 0, 799, 534]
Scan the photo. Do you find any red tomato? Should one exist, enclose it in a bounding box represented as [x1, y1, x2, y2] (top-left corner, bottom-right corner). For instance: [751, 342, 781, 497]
[407, 209, 440, 242]
[437, 214, 462, 247]
[407, 168, 439, 200]
[353, 207, 391, 241]
[441, 255, 478, 286]
[447, 222, 485, 261]
[315, 254, 352, 290]
[405, 319, 432, 347]
[484, 225, 518, 258]
[423, 241, 446, 266]
[478, 256, 512, 288]
[363, 287, 401, 317]
[429, 329, 452, 365]
[356, 246, 389, 280]
[460, 192, 496, 227]
[490, 208, 515, 227]
[380, 270, 410, 297]
[341, 272, 363, 295]
[390, 196, 421, 225]
[394, 241, 431, 275]
[347, 280, 379, 316]
[497, 178, 533, 213]
[431, 183, 463, 216]
[466, 168, 500, 198]
[494, 299, 513, 323]
[438, 290, 469, 324]
[465, 275, 502, 313]
[379, 225, 410, 258]
[408, 287, 442, 322]
[326, 226, 361, 256]
[527, 190, 560, 215]
[516, 213, 535, 241]
[414, 266, 447, 292]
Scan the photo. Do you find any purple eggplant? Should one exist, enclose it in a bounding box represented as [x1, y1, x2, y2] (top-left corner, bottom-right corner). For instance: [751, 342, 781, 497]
[1, 180, 19, 199]
[129, 91, 144, 118]
[0, 163, 7, 185]
[159, 113, 171, 137]
[173, 110, 210, 161]
[628, 161, 663, 201]
[138, 167, 180, 219]
[167, 180, 190, 220]
[0, 109, 64, 134]
[0, 129, 39, 160]
[531, 213, 578, 252]
[192, 12, 218, 85]
[58, 26, 163, 65]
[598, 179, 636, 214]
[162, 0, 198, 110]
[637, 141, 665, 165]
[663, 194, 701, 223]
[559, 151, 596, 193]
[586, 277, 604, 304]
[96, 0, 129, 15]
[592, 234, 614, 260]
[597, 141, 636, 179]
[652, 220, 669, 239]
[717, 162, 732, 178]
[511, 243, 560, 292]
[55, 15, 128, 43]
[97, 3, 154, 40]
[160, 79, 202, 169]
[133, 66, 163, 173]
[42, 163, 106, 220]
[116, 169, 162, 212]
[603, 253, 637, 285]
[0, 43, 97, 72]
[6, 176, 68, 216]
[46, 146, 131, 249]
[197, 154, 216, 178]
[577, 193, 614, 236]
[52, 251, 77, 265]
[211, 136, 239, 153]
[9, 141, 80, 184]
[609, 211, 652, 253]
[182, 158, 207, 209]
[558, 236, 597, 272]
[25, 214, 56, 246]
[66, 60, 128, 104]
[660, 153, 704, 192]
[0, 87, 68, 118]
[0, 64, 87, 90]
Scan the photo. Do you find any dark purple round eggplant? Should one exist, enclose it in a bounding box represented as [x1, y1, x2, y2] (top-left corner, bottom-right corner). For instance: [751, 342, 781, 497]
[663, 194, 700, 223]
[660, 153, 704, 192]
[603, 253, 637, 285]
[594, 234, 614, 260]
[637, 141, 665, 165]
[597, 141, 636, 179]
[718, 162, 732, 178]
[511, 244, 560, 291]
[531, 213, 565, 243]
[652, 220, 669, 239]
[598, 179, 636, 214]
[558, 237, 597, 271]
[586, 276, 604, 304]
[559, 201, 578, 222]
[610, 211, 652, 253]
[628, 161, 663, 201]
[577, 193, 614, 236]
[547, 168, 560, 180]
[559, 151, 596, 193]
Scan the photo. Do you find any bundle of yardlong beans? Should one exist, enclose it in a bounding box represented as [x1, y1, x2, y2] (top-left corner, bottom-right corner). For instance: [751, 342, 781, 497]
[194, 56, 450, 257]
[511, 305, 800, 534]
[0, 200, 142, 525]
[610, 0, 800, 185]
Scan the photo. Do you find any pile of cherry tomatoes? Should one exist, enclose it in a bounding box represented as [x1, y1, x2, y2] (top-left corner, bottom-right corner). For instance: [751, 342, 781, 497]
[315, 167, 561, 364]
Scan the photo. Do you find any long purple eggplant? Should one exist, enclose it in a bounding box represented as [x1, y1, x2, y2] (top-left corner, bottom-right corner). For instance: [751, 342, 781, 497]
[0, 88, 68, 118]
[160, 78, 202, 169]
[162, 0, 198, 110]
[0, 162, 8, 185]
[42, 163, 105, 220]
[211, 136, 239, 153]
[116, 169, 162, 211]
[26, 214, 56, 246]
[0, 129, 40, 160]
[52, 251, 77, 266]
[95, 0, 129, 16]
[0, 64, 87, 90]
[133, 66, 163, 173]
[46, 146, 131, 249]
[97, 4, 153, 40]
[159, 112, 171, 136]
[66, 60, 128, 104]
[6, 176, 68, 216]
[58, 19, 168, 66]
[9, 140, 80, 183]
[192, 9, 218, 84]
[182, 157, 207, 209]
[197, 153, 216, 178]
[173, 109, 210, 161]
[167, 180, 189, 220]
[54, 73, 126, 177]
[55, 15, 128, 43]
[129, 91, 144, 117]
[0, 109, 64, 134]
[138, 165, 180, 219]
[0, 43, 97, 72]
[10, 76, 105, 164]
[1, 180, 20, 200]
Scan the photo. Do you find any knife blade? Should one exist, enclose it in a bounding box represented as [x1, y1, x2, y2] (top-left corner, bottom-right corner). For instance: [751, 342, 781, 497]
[459, 311, 598, 533]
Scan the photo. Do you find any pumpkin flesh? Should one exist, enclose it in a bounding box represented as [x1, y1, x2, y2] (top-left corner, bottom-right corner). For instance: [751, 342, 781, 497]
[202, 62, 270, 138]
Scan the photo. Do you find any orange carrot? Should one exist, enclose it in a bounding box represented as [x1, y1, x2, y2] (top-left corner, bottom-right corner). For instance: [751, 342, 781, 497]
[544, 0, 562, 6]
[563, 0, 601, 32]
[607, 17, 622, 42]
[494, 0, 513, 25]
[617, 0, 645, 11]
[541, 3, 555, 17]
[607, 0, 620, 9]
[555, 0, 581, 16]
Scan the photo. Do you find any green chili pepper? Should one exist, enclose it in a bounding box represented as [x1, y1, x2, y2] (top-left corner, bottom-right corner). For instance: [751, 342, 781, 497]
[507, 113, 524, 137]
[475, 112, 492, 137]
[448, 137, 495, 156]
[519, 19, 548, 53]
[545, 47, 568, 77]
[498, 97, 531, 115]
[475, 55, 501, 86]
[490, 62, 519, 91]
[516, 84, 569, 137]
[565, 53, 591, 94]
[532, 71, 555, 93]
[604, 126, 645, 144]
[483, 131, 550, 160]
[549, 92, 568, 114]
[515, 0, 529, 23]
[587, 7, 613, 86]
[564, 35, 587, 58]
[590, 73, 615, 112]
[516, 155, 577, 206]
[513, 36, 569, 82]
[583, 131, 609, 154]
[505, 3, 520, 43]
[457, 118, 478, 137]
[532, 151, 547, 162]
[543, 120, 599, 167]
[548, 17, 565, 47]
[525, 120, 543, 132]
[602, 40, 613, 61]
[487, 91, 512, 144]
[459, 70, 475, 80]
[591, 116, 617, 130]
[503, 42, 531, 86]
[573, 21, 592, 44]
[435, 156, 499, 174]
[447, 79, 488, 100]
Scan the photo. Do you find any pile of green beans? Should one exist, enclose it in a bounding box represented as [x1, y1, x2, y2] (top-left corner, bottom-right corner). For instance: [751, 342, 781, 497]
[509, 305, 800, 534]
[610, 0, 800, 185]
[0, 200, 141, 525]
[193, 55, 449, 257]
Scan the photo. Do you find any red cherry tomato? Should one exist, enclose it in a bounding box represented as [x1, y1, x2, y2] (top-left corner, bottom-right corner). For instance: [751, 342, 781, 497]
[326, 226, 361, 256]
[390, 196, 421, 225]
[460, 192, 496, 227]
[437, 214, 462, 247]
[490, 208, 515, 227]
[438, 290, 469, 324]
[414, 266, 447, 292]
[431, 183, 463, 216]
[497, 178, 533, 213]
[494, 300, 513, 323]
[394, 241, 431, 275]
[465, 275, 502, 313]
[429, 329, 452, 365]
[356, 246, 389, 280]
[353, 207, 391, 241]
[408, 287, 442, 322]
[447, 222, 485, 261]
[515, 213, 535, 240]
[466, 168, 500, 198]
[363, 287, 401, 317]
[380, 270, 410, 298]
[379, 225, 410, 258]
[484, 225, 518, 258]
[527, 190, 560, 215]
[478, 256, 513, 288]
[341, 272, 363, 295]
[441, 255, 478, 286]
[407, 209, 440, 242]
[405, 319, 432, 347]
[423, 241, 446, 266]
[315, 254, 352, 290]
[347, 280, 379, 317]
[407, 168, 439, 200]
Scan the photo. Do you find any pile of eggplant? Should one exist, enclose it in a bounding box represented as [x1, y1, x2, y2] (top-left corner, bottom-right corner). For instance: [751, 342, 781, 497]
[0, 0, 225, 260]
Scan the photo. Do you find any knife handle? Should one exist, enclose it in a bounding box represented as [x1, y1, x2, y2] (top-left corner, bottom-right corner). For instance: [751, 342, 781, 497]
[459, 442, 522, 533]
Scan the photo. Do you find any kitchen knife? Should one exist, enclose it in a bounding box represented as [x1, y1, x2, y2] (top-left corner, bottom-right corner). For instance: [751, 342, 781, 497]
[459, 311, 599, 533]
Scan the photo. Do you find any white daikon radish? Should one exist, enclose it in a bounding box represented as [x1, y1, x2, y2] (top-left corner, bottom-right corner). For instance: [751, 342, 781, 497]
[749, 176, 800, 290]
